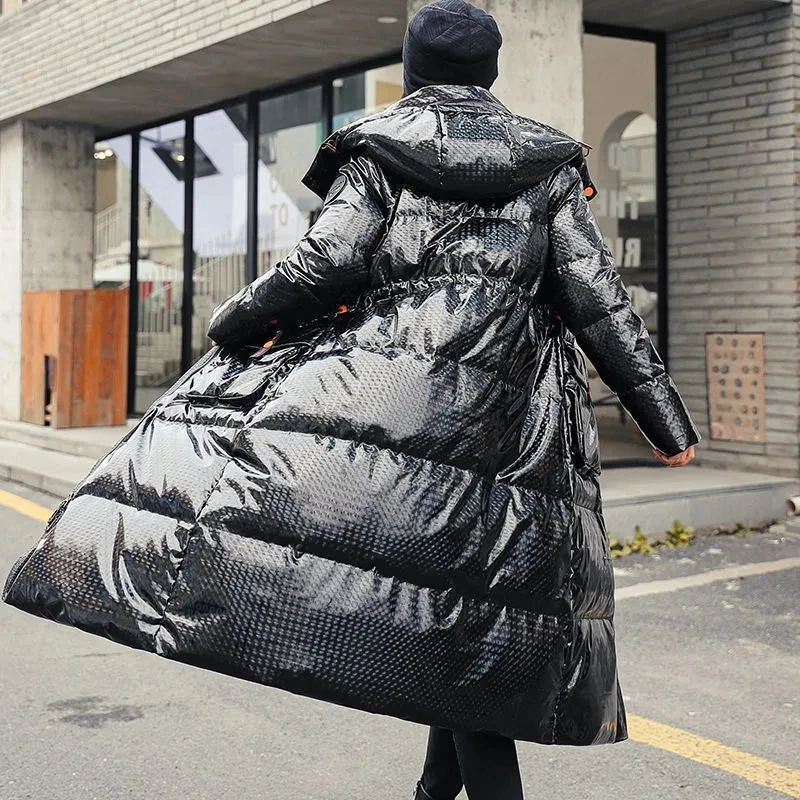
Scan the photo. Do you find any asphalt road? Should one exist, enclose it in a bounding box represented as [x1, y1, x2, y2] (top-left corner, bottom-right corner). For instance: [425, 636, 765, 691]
[0, 481, 798, 800]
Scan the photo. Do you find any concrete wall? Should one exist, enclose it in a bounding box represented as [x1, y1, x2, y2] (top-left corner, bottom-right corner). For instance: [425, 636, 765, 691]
[0, 125, 26, 421]
[408, 0, 584, 138]
[665, 2, 800, 475]
[0, 121, 95, 419]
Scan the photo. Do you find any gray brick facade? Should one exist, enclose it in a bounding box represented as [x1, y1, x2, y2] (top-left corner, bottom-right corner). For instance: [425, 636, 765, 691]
[0, 0, 332, 124]
[666, 2, 800, 475]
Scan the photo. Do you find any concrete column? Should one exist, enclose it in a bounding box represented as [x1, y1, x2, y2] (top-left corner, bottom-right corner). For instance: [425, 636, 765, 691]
[0, 121, 95, 420]
[408, 0, 584, 140]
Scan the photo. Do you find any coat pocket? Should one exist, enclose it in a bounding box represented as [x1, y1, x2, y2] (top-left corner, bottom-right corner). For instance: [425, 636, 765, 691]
[178, 352, 283, 409]
[183, 369, 272, 408]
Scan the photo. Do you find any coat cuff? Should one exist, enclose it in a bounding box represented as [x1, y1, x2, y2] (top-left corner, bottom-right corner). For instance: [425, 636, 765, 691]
[617, 373, 701, 456]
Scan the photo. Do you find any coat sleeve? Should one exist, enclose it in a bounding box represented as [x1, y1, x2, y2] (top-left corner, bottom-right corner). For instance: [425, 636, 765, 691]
[546, 166, 700, 457]
[207, 155, 388, 347]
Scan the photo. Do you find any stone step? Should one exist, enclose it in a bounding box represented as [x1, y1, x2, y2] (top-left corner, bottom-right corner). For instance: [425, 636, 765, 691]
[0, 418, 128, 461]
[602, 466, 798, 538]
[0, 440, 96, 498]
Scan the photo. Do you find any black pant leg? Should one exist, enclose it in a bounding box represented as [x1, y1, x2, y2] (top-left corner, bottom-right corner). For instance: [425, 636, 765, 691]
[419, 727, 464, 800]
[451, 731, 523, 800]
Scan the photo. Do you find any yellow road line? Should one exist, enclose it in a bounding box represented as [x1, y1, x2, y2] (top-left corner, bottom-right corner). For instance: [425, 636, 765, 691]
[628, 715, 800, 798]
[0, 489, 53, 524]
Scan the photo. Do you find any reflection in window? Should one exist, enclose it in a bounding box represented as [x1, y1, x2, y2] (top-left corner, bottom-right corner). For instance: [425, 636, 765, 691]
[592, 112, 658, 330]
[257, 87, 324, 276]
[152, 137, 219, 180]
[135, 121, 186, 413]
[192, 105, 248, 359]
[93, 136, 132, 289]
[333, 63, 403, 127]
[584, 35, 658, 335]
[583, 34, 659, 457]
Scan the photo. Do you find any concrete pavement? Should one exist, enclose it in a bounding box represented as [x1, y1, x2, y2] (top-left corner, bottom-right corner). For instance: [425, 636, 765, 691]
[0, 482, 798, 800]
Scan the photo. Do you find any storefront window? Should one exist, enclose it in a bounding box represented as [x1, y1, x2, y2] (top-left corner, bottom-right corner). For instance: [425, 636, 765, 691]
[257, 87, 324, 276]
[333, 64, 403, 128]
[93, 136, 132, 288]
[192, 105, 248, 359]
[584, 34, 659, 459]
[135, 121, 186, 413]
[584, 34, 658, 335]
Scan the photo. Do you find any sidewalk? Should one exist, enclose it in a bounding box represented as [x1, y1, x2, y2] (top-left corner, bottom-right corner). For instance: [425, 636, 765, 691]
[0, 419, 796, 538]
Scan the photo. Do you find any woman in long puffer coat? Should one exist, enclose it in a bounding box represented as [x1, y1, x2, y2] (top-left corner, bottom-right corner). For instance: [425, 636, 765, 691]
[4, 1, 699, 798]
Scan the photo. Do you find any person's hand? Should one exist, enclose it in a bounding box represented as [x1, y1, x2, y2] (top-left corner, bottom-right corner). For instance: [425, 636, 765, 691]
[653, 446, 695, 468]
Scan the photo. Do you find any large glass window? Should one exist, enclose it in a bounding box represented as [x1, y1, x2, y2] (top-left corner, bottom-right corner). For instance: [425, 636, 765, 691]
[135, 121, 186, 413]
[192, 105, 248, 360]
[333, 64, 403, 128]
[584, 34, 658, 335]
[584, 34, 659, 460]
[93, 136, 132, 289]
[257, 87, 324, 276]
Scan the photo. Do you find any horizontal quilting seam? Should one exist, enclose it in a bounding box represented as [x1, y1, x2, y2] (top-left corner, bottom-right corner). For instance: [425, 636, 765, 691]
[139, 417, 594, 510]
[305, 339, 532, 396]
[74, 484, 195, 524]
[615, 371, 668, 400]
[552, 251, 601, 273]
[240, 424, 576, 507]
[393, 207, 546, 224]
[365, 271, 537, 305]
[197, 522, 571, 619]
[567, 300, 632, 340]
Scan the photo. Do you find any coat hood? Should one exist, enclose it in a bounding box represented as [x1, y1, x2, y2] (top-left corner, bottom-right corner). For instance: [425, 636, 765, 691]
[304, 85, 595, 202]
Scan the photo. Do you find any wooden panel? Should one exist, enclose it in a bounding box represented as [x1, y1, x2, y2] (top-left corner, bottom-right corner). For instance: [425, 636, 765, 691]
[21, 289, 128, 429]
[706, 333, 766, 444]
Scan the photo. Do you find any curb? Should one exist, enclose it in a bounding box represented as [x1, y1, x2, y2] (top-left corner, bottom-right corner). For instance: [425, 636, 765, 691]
[0, 462, 78, 499]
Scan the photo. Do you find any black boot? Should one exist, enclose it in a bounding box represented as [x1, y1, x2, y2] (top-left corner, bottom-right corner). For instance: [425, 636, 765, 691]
[415, 782, 450, 800]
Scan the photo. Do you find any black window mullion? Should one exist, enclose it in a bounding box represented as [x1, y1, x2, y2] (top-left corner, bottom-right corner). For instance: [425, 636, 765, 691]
[656, 33, 669, 367]
[181, 117, 195, 374]
[246, 94, 260, 285]
[322, 79, 334, 138]
[127, 132, 140, 416]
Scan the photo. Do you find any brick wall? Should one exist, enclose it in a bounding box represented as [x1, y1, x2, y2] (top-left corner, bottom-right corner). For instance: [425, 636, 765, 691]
[0, 0, 330, 124]
[666, 3, 800, 475]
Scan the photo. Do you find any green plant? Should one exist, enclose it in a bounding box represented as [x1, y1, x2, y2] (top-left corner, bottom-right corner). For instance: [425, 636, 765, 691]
[661, 520, 695, 549]
[631, 526, 655, 555]
[733, 521, 753, 537]
[608, 520, 694, 558]
[608, 536, 632, 559]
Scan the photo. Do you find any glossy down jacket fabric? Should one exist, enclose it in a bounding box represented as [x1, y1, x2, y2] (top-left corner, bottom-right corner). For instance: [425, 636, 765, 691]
[4, 86, 699, 745]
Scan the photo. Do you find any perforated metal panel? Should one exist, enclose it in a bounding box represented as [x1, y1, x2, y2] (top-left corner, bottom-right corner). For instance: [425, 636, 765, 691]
[706, 333, 766, 443]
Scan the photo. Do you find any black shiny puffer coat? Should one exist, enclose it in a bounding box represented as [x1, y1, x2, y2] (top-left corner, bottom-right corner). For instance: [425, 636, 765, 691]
[4, 86, 698, 745]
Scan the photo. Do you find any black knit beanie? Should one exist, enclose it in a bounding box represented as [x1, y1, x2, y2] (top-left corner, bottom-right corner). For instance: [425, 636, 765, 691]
[403, 0, 503, 96]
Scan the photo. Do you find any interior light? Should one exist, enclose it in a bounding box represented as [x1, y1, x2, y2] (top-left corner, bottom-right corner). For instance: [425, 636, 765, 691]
[333, 78, 344, 88]
[174, 153, 185, 162]
[377, 16, 399, 24]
